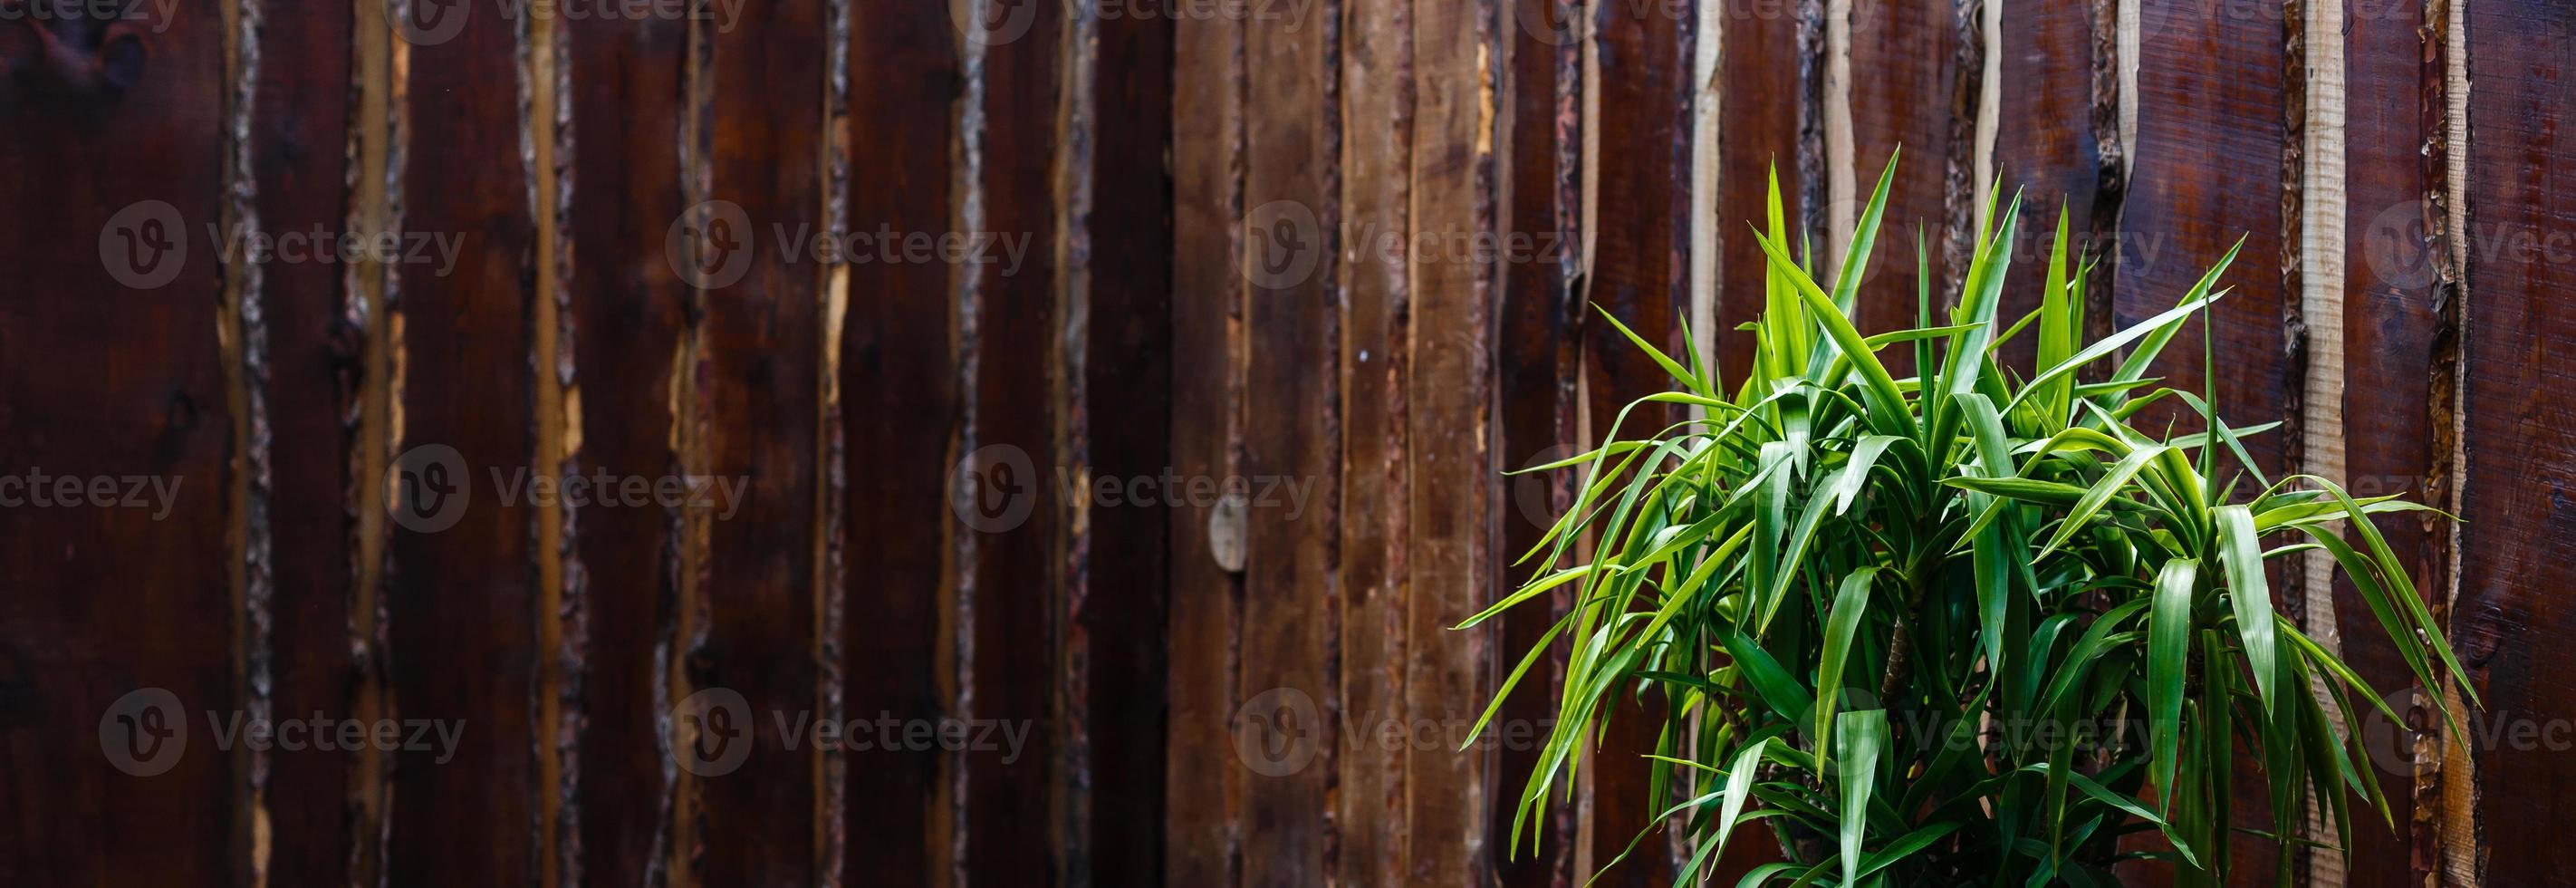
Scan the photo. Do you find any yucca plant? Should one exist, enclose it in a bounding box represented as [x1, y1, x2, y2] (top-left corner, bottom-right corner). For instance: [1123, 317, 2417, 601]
[1466, 152, 2476, 885]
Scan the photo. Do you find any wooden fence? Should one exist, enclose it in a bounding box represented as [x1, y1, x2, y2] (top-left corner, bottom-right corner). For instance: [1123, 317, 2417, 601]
[1, 0, 2570, 885]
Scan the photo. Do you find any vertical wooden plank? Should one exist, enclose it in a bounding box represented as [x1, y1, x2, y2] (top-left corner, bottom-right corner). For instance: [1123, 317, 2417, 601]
[1336, 0, 1412, 883]
[1844, 0, 1961, 352]
[1991, 0, 2113, 376]
[1716, 0, 1807, 383]
[1406, 1, 1496, 884]
[2330, 0, 2438, 882]
[0, 0, 234, 882]
[694, 0, 829, 878]
[1165, 9, 1247, 888]
[246, 0, 360, 883]
[1494, 1, 1581, 884]
[565, 4, 688, 884]
[842, 1, 956, 884]
[2115, 0, 2289, 474]
[2117, 2, 2292, 882]
[1581, 1, 1689, 884]
[383, 0, 541, 881]
[2459, 3, 2576, 884]
[1080, 7, 1176, 883]
[1237, 0, 1341, 883]
[951, 1, 1064, 883]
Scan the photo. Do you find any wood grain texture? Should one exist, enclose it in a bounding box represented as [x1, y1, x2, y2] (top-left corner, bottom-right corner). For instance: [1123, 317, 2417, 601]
[1845, 0, 1959, 355]
[1164, 10, 1247, 888]
[384, 0, 540, 880]
[1583, 1, 1691, 883]
[957, 1, 1064, 883]
[1072, 7, 1176, 885]
[1404, 0, 1494, 884]
[1493, 2, 1581, 884]
[1336, 0, 1412, 884]
[841, 2, 960, 885]
[1991, 0, 2109, 377]
[250, 0, 360, 883]
[565, 6, 688, 885]
[696, 0, 828, 878]
[1237, 2, 1341, 884]
[0, 0, 235, 881]
[2117, 1, 2291, 882]
[1716, 0, 1808, 384]
[2330, 0, 2438, 882]
[2459, 3, 2576, 883]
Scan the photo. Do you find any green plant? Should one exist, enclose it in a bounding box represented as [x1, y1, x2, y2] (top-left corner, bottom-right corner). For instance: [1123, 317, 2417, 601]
[1468, 153, 2476, 886]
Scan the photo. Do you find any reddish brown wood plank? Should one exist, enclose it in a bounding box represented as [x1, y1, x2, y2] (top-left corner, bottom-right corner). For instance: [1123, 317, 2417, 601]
[565, 7, 688, 885]
[2459, 3, 2576, 883]
[693, 0, 830, 879]
[1716, 0, 1807, 385]
[956, 2, 1064, 883]
[1846, 0, 1960, 356]
[1236, 1, 1341, 883]
[1991, 0, 2109, 376]
[1073, 6, 1176, 885]
[0, 1, 235, 882]
[249, 0, 360, 883]
[1405, 2, 1495, 883]
[841, 1, 957, 884]
[2116, 3, 2291, 883]
[1165, 10, 1248, 888]
[383, 1, 541, 882]
[2114, 1, 2289, 477]
[2331, 0, 2439, 882]
[1493, 2, 1581, 884]
[1336, 0, 1412, 883]
[1583, 2, 1691, 884]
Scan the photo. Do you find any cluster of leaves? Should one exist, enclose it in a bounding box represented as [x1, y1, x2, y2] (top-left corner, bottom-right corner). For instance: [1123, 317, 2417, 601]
[1466, 153, 2476, 886]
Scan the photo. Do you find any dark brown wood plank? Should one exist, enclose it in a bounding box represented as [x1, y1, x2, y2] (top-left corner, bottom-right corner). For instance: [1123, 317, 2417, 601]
[1237, 1, 1340, 883]
[957, 2, 1064, 883]
[1073, 6, 1176, 885]
[384, 2, 541, 883]
[1337, 0, 1411, 883]
[2117, 3, 2292, 883]
[2459, 3, 2576, 883]
[1583, 1, 1692, 884]
[1492, 2, 1581, 884]
[2331, 0, 2439, 882]
[1716, 0, 1806, 385]
[0, 1, 235, 882]
[1846, 0, 1960, 358]
[1405, 2, 1495, 883]
[1991, 0, 2110, 377]
[841, 1, 957, 884]
[251, 0, 360, 883]
[694, 0, 830, 878]
[565, 6, 688, 886]
[1165, 10, 1248, 888]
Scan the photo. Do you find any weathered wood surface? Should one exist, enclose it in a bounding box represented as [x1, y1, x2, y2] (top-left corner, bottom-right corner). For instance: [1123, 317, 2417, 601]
[2460, 3, 2576, 885]
[1990, 0, 2108, 377]
[0, 0, 235, 882]
[1235, 3, 1341, 884]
